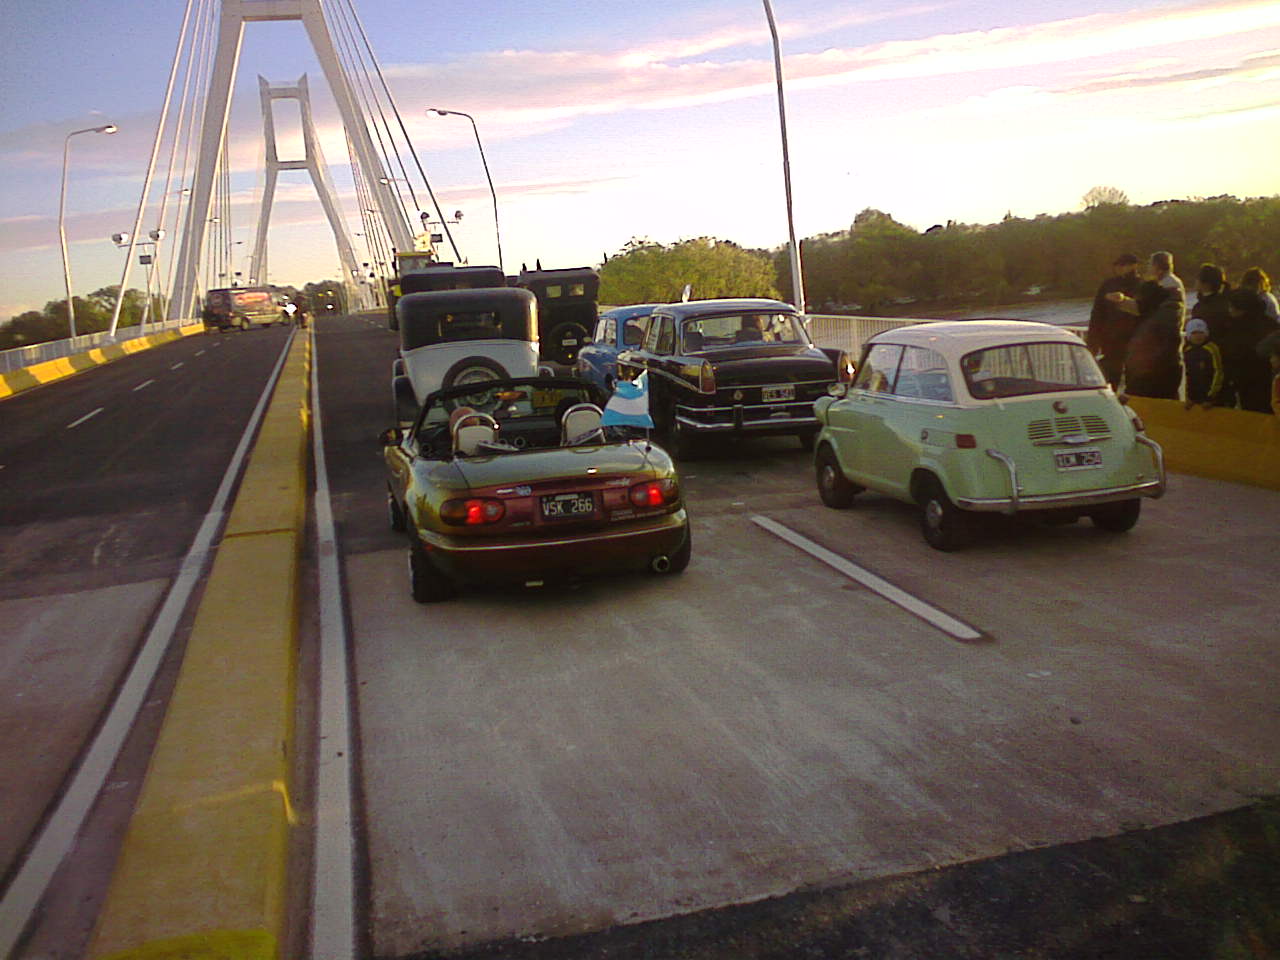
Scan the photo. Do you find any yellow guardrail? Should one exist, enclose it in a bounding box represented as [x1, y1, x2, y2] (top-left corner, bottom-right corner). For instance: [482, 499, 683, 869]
[86, 332, 310, 960]
[1128, 397, 1279, 491]
[0, 325, 205, 400]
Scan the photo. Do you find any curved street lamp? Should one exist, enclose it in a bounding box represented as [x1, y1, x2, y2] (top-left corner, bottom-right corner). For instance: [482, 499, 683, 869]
[59, 123, 118, 338]
[429, 108, 504, 274]
[761, 1, 805, 314]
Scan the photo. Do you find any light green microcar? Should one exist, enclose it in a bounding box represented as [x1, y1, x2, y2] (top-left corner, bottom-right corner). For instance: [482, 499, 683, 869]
[813, 321, 1166, 550]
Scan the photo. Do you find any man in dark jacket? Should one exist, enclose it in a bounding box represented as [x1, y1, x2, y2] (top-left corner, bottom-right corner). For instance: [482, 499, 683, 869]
[1191, 263, 1236, 405]
[1121, 280, 1183, 399]
[1087, 253, 1141, 387]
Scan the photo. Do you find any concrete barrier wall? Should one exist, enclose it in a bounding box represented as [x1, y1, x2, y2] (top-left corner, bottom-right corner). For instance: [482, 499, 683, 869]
[87, 333, 310, 960]
[1129, 396, 1280, 492]
[0, 325, 205, 400]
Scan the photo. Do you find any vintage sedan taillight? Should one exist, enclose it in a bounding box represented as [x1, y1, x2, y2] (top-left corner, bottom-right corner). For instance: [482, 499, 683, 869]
[440, 498, 506, 525]
[698, 361, 716, 394]
[629, 478, 679, 508]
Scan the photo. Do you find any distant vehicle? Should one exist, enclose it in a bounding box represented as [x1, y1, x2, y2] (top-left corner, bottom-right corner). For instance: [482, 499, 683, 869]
[516, 266, 600, 371]
[813, 320, 1166, 550]
[576, 304, 662, 393]
[201, 286, 285, 331]
[392, 287, 541, 425]
[387, 256, 505, 330]
[382, 376, 691, 602]
[615, 298, 854, 457]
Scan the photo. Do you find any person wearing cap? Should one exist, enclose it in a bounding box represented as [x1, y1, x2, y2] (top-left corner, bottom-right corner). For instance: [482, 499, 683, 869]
[1181, 317, 1223, 410]
[1087, 253, 1141, 388]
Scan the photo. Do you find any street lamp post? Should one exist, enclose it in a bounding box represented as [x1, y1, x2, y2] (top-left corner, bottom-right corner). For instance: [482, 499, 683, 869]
[429, 108, 504, 274]
[761, 1, 805, 314]
[59, 123, 118, 338]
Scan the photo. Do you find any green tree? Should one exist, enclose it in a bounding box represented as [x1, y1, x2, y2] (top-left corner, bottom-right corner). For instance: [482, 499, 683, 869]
[599, 238, 779, 304]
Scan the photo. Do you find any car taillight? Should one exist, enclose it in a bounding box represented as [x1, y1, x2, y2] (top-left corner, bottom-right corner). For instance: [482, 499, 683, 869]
[629, 478, 679, 508]
[837, 351, 854, 383]
[699, 361, 716, 394]
[955, 434, 977, 449]
[440, 498, 506, 525]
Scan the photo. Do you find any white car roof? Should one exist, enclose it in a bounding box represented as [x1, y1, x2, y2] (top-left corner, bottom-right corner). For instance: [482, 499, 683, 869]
[867, 319, 1085, 353]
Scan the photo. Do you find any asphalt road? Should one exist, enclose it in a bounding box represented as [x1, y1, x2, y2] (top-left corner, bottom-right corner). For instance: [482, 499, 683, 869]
[0, 326, 292, 894]
[313, 313, 1279, 959]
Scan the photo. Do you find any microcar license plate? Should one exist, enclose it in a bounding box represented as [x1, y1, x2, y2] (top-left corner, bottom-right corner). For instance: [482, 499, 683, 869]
[531, 389, 560, 410]
[541, 492, 595, 519]
[762, 384, 795, 402]
[1054, 448, 1103, 471]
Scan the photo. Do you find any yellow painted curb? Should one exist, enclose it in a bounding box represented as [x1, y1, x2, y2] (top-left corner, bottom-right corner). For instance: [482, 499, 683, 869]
[1129, 396, 1280, 491]
[87, 333, 311, 960]
[0, 324, 204, 400]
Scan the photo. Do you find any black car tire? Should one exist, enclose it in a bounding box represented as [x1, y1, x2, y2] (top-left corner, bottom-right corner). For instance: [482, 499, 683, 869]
[393, 374, 418, 424]
[442, 356, 508, 390]
[1090, 498, 1141, 533]
[408, 538, 456, 603]
[238, 316, 250, 331]
[387, 486, 406, 532]
[666, 525, 692, 574]
[544, 321, 590, 366]
[919, 476, 974, 551]
[392, 357, 405, 378]
[816, 444, 859, 509]
[797, 430, 816, 451]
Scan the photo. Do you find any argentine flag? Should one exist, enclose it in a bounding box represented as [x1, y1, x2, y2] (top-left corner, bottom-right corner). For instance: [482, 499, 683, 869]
[601, 371, 655, 429]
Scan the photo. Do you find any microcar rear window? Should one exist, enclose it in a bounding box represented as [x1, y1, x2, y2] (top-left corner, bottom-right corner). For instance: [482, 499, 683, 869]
[961, 342, 1107, 399]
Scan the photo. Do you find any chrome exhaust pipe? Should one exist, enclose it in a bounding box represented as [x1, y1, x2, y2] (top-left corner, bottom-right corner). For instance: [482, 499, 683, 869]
[651, 555, 671, 573]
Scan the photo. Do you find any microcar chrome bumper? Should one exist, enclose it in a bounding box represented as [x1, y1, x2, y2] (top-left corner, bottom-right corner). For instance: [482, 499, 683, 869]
[959, 437, 1166, 515]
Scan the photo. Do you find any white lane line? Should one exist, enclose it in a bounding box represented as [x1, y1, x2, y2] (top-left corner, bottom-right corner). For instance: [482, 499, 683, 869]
[170, 362, 184, 370]
[195, 349, 206, 356]
[0, 329, 298, 954]
[751, 515, 983, 642]
[132, 379, 155, 392]
[65, 407, 104, 429]
[309, 327, 358, 959]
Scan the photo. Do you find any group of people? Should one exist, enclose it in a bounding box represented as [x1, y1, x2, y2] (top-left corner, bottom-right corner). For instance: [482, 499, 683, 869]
[1087, 252, 1280, 415]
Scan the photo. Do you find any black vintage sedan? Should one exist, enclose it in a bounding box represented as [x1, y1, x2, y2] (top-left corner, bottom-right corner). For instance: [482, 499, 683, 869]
[615, 298, 854, 456]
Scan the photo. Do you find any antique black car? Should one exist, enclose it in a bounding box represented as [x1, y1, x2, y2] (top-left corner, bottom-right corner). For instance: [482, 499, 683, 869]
[615, 299, 854, 456]
[516, 266, 600, 370]
[387, 258, 506, 330]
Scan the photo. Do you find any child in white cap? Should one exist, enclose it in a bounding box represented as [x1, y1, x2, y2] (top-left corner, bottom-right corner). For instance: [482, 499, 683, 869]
[1182, 317, 1224, 409]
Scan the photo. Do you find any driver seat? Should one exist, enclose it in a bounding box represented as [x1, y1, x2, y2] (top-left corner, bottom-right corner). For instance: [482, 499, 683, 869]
[560, 403, 605, 446]
[453, 411, 499, 456]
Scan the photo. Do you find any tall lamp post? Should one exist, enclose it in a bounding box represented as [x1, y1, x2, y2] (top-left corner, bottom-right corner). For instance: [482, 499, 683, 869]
[761, 1, 805, 314]
[59, 123, 118, 338]
[429, 108, 504, 274]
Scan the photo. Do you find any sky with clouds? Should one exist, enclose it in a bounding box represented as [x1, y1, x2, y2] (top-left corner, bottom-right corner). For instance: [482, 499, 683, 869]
[1, 0, 1278, 319]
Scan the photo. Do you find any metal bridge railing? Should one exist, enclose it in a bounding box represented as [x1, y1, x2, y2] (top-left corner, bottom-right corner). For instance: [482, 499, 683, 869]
[0, 320, 192, 374]
[805, 314, 929, 356]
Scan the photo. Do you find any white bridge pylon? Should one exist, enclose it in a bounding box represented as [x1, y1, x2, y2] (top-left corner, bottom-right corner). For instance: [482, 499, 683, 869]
[249, 74, 359, 295]
[169, 0, 414, 320]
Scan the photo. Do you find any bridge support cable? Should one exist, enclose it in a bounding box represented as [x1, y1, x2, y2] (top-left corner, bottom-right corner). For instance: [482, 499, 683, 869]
[333, 0, 461, 261]
[348, 128, 393, 306]
[105, 0, 201, 337]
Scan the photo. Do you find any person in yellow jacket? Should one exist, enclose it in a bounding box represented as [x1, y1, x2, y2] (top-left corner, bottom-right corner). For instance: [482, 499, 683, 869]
[1181, 317, 1224, 409]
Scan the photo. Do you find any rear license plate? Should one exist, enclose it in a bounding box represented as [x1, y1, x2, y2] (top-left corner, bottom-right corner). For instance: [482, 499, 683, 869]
[762, 384, 795, 402]
[541, 492, 595, 519]
[531, 389, 560, 410]
[1054, 448, 1103, 470]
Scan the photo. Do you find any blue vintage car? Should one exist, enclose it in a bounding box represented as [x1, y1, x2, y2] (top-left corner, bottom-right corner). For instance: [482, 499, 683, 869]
[576, 304, 662, 393]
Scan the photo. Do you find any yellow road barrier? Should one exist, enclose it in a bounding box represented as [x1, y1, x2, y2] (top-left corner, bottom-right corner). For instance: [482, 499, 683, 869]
[87, 333, 310, 960]
[1129, 396, 1280, 491]
[0, 325, 204, 400]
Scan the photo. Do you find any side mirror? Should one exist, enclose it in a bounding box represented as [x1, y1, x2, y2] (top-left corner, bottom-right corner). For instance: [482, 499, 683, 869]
[827, 383, 849, 399]
[379, 427, 402, 447]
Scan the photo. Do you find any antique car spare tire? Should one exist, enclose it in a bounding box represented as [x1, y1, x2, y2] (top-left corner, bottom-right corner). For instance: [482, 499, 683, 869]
[442, 356, 509, 390]
[545, 321, 590, 365]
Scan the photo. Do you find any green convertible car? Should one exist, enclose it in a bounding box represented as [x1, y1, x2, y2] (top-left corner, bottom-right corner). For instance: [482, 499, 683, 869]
[813, 320, 1166, 550]
[382, 377, 691, 601]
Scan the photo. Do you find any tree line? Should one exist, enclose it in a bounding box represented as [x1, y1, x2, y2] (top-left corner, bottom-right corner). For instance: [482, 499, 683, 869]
[599, 195, 1280, 314]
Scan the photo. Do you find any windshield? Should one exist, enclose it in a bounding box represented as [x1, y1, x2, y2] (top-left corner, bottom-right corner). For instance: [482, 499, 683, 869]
[680, 312, 806, 351]
[960, 342, 1107, 399]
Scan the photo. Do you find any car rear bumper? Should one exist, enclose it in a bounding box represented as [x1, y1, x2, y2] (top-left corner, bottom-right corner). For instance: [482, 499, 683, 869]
[959, 437, 1166, 514]
[676, 404, 818, 437]
[417, 511, 688, 583]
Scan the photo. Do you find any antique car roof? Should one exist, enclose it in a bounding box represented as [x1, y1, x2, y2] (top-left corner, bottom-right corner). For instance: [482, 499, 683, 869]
[867, 319, 1085, 352]
[657, 298, 797, 320]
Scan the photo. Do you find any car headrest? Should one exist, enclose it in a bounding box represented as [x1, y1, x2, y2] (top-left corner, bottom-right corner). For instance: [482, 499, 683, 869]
[683, 330, 704, 351]
[560, 402, 605, 446]
[452, 412, 499, 456]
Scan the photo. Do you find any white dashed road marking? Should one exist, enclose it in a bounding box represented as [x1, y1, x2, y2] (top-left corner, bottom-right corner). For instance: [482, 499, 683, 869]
[66, 408, 104, 430]
[132, 379, 155, 392]
[170, 362, 184, 370]
[196, 349, 206, 356]
[751, 515, 984, 642]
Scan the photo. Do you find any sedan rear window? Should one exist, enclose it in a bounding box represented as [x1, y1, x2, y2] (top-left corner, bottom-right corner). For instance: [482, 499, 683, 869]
[961, 342, 1107, 399]
[681, 313, 805, 350]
